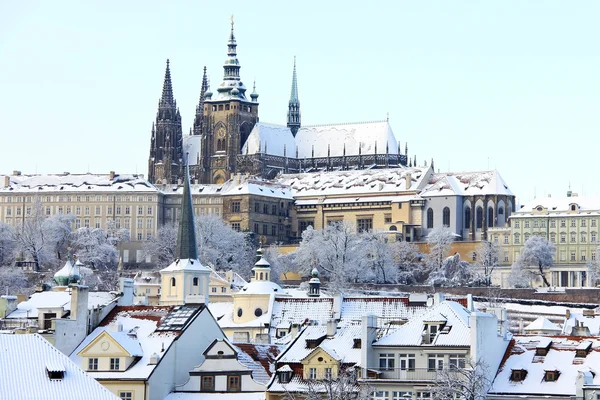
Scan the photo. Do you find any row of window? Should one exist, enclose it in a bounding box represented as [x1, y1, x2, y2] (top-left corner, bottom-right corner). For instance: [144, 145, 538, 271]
[378, 353, 466, 370]
[88, 357, 119, 371]
[514, 219, 598, 229]
[201, 375, 241, 391]
[371, 391, 421, 400]
[2, 205, 154, 218]
[253, 223, 279, 237]
[513, 232, 598, 244]
[1, 195, 156, 203]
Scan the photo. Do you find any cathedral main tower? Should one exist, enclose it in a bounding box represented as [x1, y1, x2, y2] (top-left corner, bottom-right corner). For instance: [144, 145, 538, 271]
[197, 18, 259, 184]
[148, 60, 184, 184]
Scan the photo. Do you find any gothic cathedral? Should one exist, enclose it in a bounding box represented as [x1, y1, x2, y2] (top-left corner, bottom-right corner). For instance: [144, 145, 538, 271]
[148, 19, 258, 185]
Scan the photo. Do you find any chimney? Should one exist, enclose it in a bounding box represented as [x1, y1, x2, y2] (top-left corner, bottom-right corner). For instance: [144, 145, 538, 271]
[69, 285, 89, 323]
[148, 353, 160, 365]
[433, 292, 445, 305]
[3, 176, 9, 188]
[405, 172, 412, 189]
[109, 171, 115, 180]
[361, 315, 378, 378]
[1, 295, 18, 318]
[290, 323, 300, 340]
[12, 170, 21, 176]
[118, 278, 135, 306]
[117, 322, 123, 332]
[566, 309, 571, 319]
[326, 320, 338, 338]
[332, 294, 343, 320]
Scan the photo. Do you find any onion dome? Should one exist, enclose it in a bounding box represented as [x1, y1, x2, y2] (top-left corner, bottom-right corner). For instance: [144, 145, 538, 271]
[231, 87, 240, 96]
[54, 250, 81, 286]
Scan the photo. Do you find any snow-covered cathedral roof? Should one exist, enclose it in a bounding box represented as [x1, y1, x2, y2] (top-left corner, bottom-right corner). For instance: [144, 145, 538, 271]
[241, 121, 399, 158]
[420, 170, 514, 197]
[275, 167, 430, 198]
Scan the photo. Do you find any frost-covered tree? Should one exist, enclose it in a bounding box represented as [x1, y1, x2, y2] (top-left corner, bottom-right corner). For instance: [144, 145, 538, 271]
[425, 227, 456, 271]
[14, 198, 68, 270]
[587, 245, 600, 286]
[294, 222, 362, 292]
[360, 231, 396, 283]
[142, 223, 178, 268]
[0, 222, 17, 267]
[195, 215, 254, 276]
[0, 267, 33, 297]
[44, 213, 75, 261]
[105, 220, 130, 247]
[69, 227, 118, 270]
[389, 240, 423, 284]
[282, 366, 370, 400]
[79, 266, 120, 291]
[431, 358, 491, 400]
[475, 240, 499, 286]
[427, 253, 480, 287]
[507, 261, 530, 288]
[518, 235, 555, 287]
[263, 244, 299, 284]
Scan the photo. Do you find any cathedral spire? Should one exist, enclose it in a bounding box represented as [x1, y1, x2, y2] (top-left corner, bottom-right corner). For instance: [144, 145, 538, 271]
[200, 66, 208, 103]
[193, 67, 209, 136]
[287, 56, 301, 137]
[160, 59, 175, 106]
[175, 158, 198, 260]
[216, 15, 247, 100]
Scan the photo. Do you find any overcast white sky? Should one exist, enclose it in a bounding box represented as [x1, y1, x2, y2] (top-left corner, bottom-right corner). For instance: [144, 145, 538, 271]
[1, 1, 599, 202]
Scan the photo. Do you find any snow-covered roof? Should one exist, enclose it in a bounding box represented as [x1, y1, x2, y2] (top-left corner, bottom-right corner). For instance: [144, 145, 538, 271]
[489, 336, 600, 397]
[277, 325, 362, 365]
[562, 312, 600, 336]
[164, 393, 265, 400]
[7, 290, 116, 319]
[420, 170, 514, 197]
[242, 121, 399, 159]
[340, 297, 425, 327]
[374, 300, 471, 347]
[221, 177, 293, 200]
[71, 305, 203, 379]
[133, 271, 162, 286]
[238, 281, 287, 295]
[276, 167, 429, 198]
[161, 258, 212, 273]
[524, 316, 562, 333]
[513, 195, 600, 216]
[0, 173, 157, 193]
[234, 343, 283, 384]
[0, 334, 119, 400]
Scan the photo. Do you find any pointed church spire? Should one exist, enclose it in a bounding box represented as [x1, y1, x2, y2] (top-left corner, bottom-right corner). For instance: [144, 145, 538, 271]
[200, 66, 208, 103]
[193, 67, 209, 136]
[160, 59, 174, 106]
[175, 157, 198, 260]
[217, 16, 248, 99]
[287, 56, 301, 136]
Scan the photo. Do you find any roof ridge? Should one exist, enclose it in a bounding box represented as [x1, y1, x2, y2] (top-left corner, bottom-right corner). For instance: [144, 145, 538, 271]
[303, 119, 387, 128]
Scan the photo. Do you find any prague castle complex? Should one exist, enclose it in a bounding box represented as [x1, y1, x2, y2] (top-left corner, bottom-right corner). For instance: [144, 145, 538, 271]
[147, 19, 408, 186]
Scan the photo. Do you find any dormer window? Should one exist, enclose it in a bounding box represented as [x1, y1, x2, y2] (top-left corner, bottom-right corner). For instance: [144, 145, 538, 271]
[47, 369, 65, 380]
[544, 370, 560, 382]
[510, 369, 527, 382]
[277, 366, 293, 384]
[535, 340, 552, 356]
[571, 205, 577, 211]
[576, 341, 593, 358]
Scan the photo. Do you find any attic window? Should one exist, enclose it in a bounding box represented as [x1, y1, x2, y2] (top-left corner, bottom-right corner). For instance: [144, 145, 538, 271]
[571, 205, 577, 211]
[535, 340, 552, 356]
[576, 341, 593, 358]
[279, 370, 291, 384]
[47, 369, 65, 380]
[544, 370, 560, 382]
[353, 338, 362, 349]
[510, 369, 527, 382]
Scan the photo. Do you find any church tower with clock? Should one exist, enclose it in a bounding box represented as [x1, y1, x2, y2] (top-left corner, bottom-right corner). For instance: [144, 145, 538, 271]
[197, 18, 259, 184]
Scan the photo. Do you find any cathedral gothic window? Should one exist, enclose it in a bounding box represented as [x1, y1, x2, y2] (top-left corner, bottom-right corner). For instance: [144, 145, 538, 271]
[427, 208, 434, 229]
[465, 207, 471, 229]
[443, 207, 450, 227]
[476, 207, 483, 229]
[488, 207, 494, 228]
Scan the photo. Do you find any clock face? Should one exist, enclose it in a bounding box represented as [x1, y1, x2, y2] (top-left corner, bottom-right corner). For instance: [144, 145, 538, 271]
[217, 127, 226, 138]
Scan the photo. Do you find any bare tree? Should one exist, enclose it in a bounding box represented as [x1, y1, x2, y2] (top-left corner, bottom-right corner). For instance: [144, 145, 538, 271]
[0, 267, 33, 296]
[587, 244, 600, 286]
[389, 240, 423, 284]
[475, 240, 499, 286]
[425, 227, 456, 272]
[105, 220, 130, 247]
[431, 358, 491, 400]
[427, 253, 480, 287]
[69, 227, 119, 270]
[359, 230, 396, 284]
[294, 222, 363, 292]
[507, 260, 530, 288]
[142, 223, 177, 268]
[518, 236, 555, 287]
[0, 222, 17, 267]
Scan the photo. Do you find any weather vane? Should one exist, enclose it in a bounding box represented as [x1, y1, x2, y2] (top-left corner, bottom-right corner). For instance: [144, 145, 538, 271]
[231, 14, 234, 28]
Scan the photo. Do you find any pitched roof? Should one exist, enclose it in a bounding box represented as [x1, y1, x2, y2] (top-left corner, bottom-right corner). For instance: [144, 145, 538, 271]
[0, 334, 118, 400]
[524, 316, 562, 333]
[489, 336, 600, 397]
[242, 120, 399, 159]
[234, 343, 283, 384]
[420, 170, 513, 197]
[374, 300, 471, 347]
[7, 290, 116, 319]
[0, 173, 156, 193]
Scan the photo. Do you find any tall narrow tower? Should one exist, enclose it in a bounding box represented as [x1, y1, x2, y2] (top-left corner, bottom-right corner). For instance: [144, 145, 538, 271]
[287, 56, 301, 136]
[192, 67, 209, 136]
[198, 17, 259, 184]
[148, 60, 184, 184]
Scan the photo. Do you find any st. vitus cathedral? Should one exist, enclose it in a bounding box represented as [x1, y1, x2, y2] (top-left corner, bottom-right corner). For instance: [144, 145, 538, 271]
[148, 19, 408, 185]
